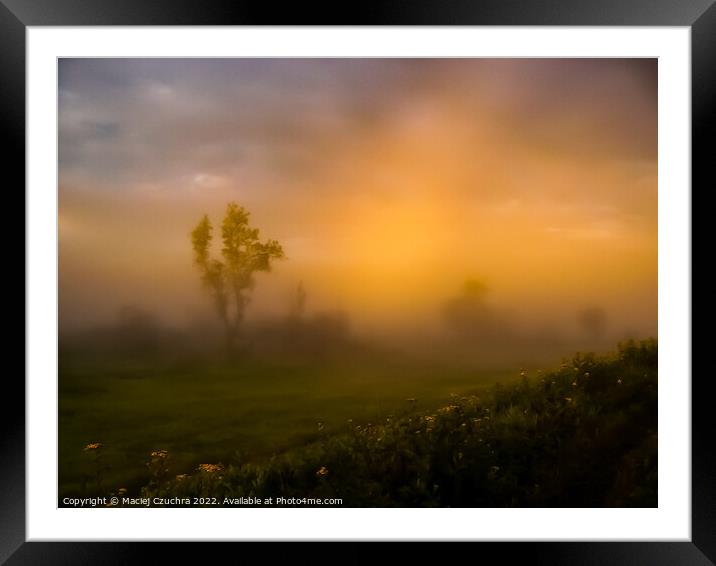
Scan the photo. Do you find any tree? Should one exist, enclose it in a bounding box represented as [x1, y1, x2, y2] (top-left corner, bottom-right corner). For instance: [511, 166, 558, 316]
[577, 306, 607, 341]
[289, 281, 307, 320]
[442, 278, 513, 343]
[115, 305, 160, 355]
[443, 278, 492, 336]
[191, 202, 284, 351]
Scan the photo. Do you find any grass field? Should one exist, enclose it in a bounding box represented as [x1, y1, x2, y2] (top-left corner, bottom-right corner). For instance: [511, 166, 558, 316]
[59, 337, 657, 507]
[137, 339, 657, 507]
[59, 345, 520, 499]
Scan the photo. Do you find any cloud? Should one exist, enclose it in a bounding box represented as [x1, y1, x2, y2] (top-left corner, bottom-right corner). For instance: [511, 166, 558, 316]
[58, 58, 657, 336]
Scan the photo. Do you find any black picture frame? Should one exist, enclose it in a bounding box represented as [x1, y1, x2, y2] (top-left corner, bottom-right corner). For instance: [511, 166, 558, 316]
[4, 1, 709, 563]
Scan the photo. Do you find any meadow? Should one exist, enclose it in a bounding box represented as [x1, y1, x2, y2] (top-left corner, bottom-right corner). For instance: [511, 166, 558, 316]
[59, 338, 517, 500]
[59, 335, 656, 507]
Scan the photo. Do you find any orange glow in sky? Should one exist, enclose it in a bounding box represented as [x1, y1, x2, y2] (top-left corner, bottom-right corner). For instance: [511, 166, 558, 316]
[59, 59, 657, 340]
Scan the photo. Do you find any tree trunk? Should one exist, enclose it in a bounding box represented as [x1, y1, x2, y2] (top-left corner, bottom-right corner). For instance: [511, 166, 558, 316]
[223, 292, 246, 357]
[225, 324, 237, 354]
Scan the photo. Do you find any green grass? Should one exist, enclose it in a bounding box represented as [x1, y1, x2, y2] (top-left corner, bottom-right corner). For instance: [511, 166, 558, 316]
[59, 346, 519, 499]
[134, 339, 657, 507]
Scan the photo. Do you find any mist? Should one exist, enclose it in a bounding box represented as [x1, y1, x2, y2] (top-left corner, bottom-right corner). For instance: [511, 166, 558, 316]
[59, 58, 657, 364]
[58, 59, 660, 506]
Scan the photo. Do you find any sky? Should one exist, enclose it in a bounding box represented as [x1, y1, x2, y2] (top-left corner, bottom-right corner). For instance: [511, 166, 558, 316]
[58, 58, 657, 341]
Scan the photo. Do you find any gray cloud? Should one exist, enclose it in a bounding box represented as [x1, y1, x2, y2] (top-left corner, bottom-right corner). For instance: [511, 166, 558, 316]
[59, 58, 656, 192]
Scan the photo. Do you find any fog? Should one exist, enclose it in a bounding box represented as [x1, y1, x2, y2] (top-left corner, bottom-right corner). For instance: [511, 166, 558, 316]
[59, 58, 657, 362]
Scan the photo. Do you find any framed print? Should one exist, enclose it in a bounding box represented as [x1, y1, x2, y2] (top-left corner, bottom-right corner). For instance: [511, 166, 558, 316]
[5, 0, 710, 562]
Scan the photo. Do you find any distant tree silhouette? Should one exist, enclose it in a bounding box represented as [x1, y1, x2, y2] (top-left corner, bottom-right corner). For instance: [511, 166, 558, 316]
[115, 305, 160, 355]
[462, 278, 489, 300]
[577, 307, 607, 341]
[289, 281, 308, 320]
[443, 278, 495, 338]
[191, 202, 284, 351]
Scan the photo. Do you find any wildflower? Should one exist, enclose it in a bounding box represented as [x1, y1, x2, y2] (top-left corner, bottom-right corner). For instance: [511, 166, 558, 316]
[520, 370, 527, 378]
[572, 381, 577, 387]
[439, 405, 459, 414]
[617, 378, 623, 385]
[584, 372, 590, 378]
[83, 442, 102, 451]
[197, 463, 224, 474]
[425, 415, 435, 423]
[118, 487, 128, 495]
[564, 397, 573, 403]
[316, 466, 328, 477]
[151, 450, 168, 459]
[405, 398, 416, 403]
[175, 474, 189, 481]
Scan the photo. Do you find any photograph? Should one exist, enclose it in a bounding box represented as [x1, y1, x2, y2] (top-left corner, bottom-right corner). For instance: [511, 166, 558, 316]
[57, 57, 658, 509]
